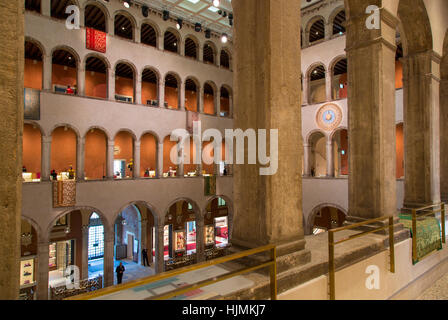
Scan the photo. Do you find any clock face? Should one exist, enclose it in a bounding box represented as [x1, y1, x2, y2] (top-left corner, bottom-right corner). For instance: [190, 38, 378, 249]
[316, 104, 342, 131]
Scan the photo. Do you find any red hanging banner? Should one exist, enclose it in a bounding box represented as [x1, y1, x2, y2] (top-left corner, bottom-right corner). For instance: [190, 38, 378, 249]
[86, 28, 106, 53]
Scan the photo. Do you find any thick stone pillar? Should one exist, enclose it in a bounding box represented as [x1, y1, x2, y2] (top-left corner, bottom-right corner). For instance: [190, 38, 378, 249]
[157, 142, 163, 178]
[402, 51, 441, 208]
[325, 71, 332, 101]
[135, 78, 142, 105]
[43, 55, 52, 91]
[232, 0, 308, 260]
[41, 136, 52, 181]
[108, 70, 115, 101]
[103, 233, 114, 287]
[134, 141, 141, 179]
[196, 219, 205, 263]
[346, 8, 397, 218]
[0, 0, 23, 300]
[106, 140, 114, 179]
[41, 0, 51, 16]
[177, 140, 184, 178]
[158, 81, 165, 108]
[76, 136, 85, 181]
[81, 225, 89, 279]
[441, 77, 448, 201]
[326, 140, 334, 177]
[77, 67, 85, 96]
[155, 225, 164, 273]
[36, 241, 49, 300]
[303, 144, 311, 177]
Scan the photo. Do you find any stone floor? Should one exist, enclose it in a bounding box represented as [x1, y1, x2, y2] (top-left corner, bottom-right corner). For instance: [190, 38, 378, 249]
[417, 272, 448, 300]
[88, 258, 155, 285]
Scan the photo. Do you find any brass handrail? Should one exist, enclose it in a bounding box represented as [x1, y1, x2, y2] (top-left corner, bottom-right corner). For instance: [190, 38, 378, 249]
[328, 216, 395, 300]
[411, 203, 446, 263]
[66, 244, 277, 301]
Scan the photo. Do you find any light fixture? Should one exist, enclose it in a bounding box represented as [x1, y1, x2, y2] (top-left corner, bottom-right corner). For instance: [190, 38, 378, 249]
[195, 23, 202, 32]
[221, 33, 228, 44]
[176, 18, 183, 30]
[142, 5, 149, 17]
[123, 1, 131, 8]
[205, 29, 211, 39]
[163, 10, 170, 21]
[213, 0, 220, 7]
[64, 226, 71, 234]
[121, 219, 127, 226]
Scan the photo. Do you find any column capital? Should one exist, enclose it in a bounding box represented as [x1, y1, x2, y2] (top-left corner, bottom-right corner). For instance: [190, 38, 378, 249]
[42, 136, 52, 144]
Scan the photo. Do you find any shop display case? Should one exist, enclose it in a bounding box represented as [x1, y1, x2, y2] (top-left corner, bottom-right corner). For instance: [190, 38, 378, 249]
[20, 256, 36, 287]
[49, 242, 57, 270]
[174, 231, 186, 252]
[205, 225, 215, 246]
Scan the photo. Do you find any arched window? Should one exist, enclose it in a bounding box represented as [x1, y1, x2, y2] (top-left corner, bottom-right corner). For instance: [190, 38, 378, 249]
[85, 56, 107, 99]
[185, 78, 198, 112]
[85, 4, 107, 32]
[114, 131, 135, 179]
[51, 0, 76, 20]
[51, 126, 77, 177]
[332, 58, 347, 100]
[308, 131, 326, 177]
[164, 74, 179, 109]
[142, 68, 158, 106]
[24, 41, 43, 90]
[115, 14, 134, 40]
[308, 64, 326, 104]
[220, 50, 230, 69]
[332, 10, 346, 36]
[313, 206, 346, 234]
[203, 83, 215, 115]
[23, 123, 42, 182]
[25, 0, 41, 13]
[203, 43, 215, 64]
[331, 129, 348, 177]
[164, 31, 179, 53]
[85, 128, 107, 180]
[140, 133, 157, 178]
[141, 23, 157, 47]
[205, 198, 230, 249]
[115, 63, 135, 103]
[185, 37, 198, 59]
[309, 19, 325, 43]
[52, 49, 77, 94]
[220, 87, 231, 117]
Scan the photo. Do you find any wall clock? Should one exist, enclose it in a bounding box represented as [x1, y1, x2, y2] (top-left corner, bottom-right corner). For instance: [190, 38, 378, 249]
[316, 104, 343, 131]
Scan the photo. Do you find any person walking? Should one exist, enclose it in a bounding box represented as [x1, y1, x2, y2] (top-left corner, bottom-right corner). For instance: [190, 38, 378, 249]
[116, 262, 125, 284]
[142, 249, 150, 267]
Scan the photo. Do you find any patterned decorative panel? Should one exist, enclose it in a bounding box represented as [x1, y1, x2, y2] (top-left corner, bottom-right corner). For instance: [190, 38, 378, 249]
[86, 28, 106, 53]
[53, 181, 76, 208]
[24, 88, 40, 120]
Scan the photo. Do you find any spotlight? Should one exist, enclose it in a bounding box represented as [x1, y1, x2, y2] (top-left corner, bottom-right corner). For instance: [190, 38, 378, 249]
[176, 18, 183, 30]
[223, 11, 227, 18]
[142, 5, 149, 17]
[123, 0, 131, 8]
[163, 10, 170, 21]
[221, 33, 228, 44]
[195, 23, 202, 32]
[213, 0, 220, 7]
[205, 29, 211, 38]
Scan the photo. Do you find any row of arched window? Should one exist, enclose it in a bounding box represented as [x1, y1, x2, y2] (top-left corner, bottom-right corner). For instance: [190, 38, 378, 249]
[301, 8, 346, 47]
[25, 40, 233, 115]
[25, 0, 232, 69]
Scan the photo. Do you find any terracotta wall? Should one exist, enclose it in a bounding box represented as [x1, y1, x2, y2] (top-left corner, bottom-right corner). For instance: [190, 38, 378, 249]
[165, 86, 179, 109]
[85, 71, 107, 99]
[85, 129, 107, 179]
[340, 130, 348, 175]
[202, 141, 214, 175]
[141, 82, 157, 105]
[395, 60, 403, 89]
[115, 77, 134, 100]
[163, 137, 177, 173]
[24, 58, 43, 90]
[396, 123, 404, 178]
[23, 124, 42, 175]
[204, 93, 215, 115]
[140, 133, 157, 176]
[337, 73, 348, 99]
[185, 90, 198, 112]
[184, 138, 198, 174]
[114, 131, 134, 177]
[310, 80, 326, 104]
[220, 96, 230, 114]
[52, 64, 77, 89]
[51, 127, 77, 173]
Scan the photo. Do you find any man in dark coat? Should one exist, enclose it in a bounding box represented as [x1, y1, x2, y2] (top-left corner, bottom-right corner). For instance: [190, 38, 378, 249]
[116, 262, 125, 284]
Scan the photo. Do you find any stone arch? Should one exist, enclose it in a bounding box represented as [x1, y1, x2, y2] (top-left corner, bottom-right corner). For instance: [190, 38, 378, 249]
[50, 123, 81, 139]
[330, 126, 348, 141]
[204, 195, 234, 239]
[306, 129, 327, 145]
[162, 198, 202, 225]
[25, 36, 47, 57]
[83, 53, 111, 70]
[141, 18, 161, 38]
[306, 61, 327, 79]
[113, 128, 137, 141]
[307, 203, 348, 234]
[139, 130, 160, 144]
[21, 215, 44, 241]
[83, 126, 110, 141]
[24, 120, 46, 137]
[83, 0, 110, 32]
[50, 45, 81, 66]
[113, 201, 160, 227]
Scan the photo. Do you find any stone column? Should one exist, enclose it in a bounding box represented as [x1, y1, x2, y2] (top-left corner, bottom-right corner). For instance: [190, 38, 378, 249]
[325, 22, 332, 41]
[198, 45, 204, 62]
[157, 35, 164, 50]
[140, 218, 148, 266]
[135, 77, 142, 105]
[232, 0, 309, 262]
[326, 140, 334, 177]
[177, 140, 184, 178]
[77, 67, 85, 96]
[43, 54, 52, 91]
[402, 51, 441, 208]
[108, 18, 114, 36]
[103, 233, 115, 287]
[155, 225, 164, 273]
[325, 71, 332, 101]
[108, 70, 115, 101]
[0, 0, 24, 299]
[180, 80, 186, 111]
[304, 30, 310, 48]
[216, 88, 221, 116]
[199, 85, 204, 113]
[76, 136, 85, 181]
[303, 144, 311, 176]
[229, 94, 233, 118]
[441, 78, 448, 202]
[346, 8, 397, 218]
[179, 39, 185, 56]
[302, 75, 308, 105]
[134, 25, 141, 44]
[134, 140, 141, 179]
[157, 142, 164, 178]
[41, 136, 52, 181]
[81, 225, 89, 279]
[41, 0, 51, 16]
[36, 241, 49, 300]
[159, 80, 165, 108]
[196, 219, 205, 262]
[107, 140, 114, 179]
